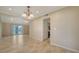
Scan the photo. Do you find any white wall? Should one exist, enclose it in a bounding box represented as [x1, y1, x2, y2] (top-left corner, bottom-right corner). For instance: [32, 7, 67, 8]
[50, 7, 79, 52]
[29, 16, 49, 41]
[29, 18, 43, 41]
[0, 22, 2, 39]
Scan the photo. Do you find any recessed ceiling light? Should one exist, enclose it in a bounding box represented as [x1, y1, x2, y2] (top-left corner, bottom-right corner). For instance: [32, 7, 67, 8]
[8, 8, 12, 11]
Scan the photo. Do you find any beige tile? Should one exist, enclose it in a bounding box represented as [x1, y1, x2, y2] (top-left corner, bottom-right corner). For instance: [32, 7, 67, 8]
[0, 35, 71, 53]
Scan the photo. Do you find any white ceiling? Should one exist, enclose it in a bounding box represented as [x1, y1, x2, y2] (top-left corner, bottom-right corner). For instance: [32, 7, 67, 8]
[0, 6, 67, 24]
[0, 6, 67, 18]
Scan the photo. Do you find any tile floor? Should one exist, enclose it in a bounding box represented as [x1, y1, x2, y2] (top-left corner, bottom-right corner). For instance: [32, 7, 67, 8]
[0, 35, 73, 53]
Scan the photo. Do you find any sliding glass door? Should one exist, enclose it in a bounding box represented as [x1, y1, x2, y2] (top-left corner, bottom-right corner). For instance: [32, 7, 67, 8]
[12, 24, 23, 35]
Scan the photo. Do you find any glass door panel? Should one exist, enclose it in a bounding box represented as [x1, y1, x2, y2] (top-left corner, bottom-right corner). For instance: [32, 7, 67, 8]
[11, 24, 23, 35]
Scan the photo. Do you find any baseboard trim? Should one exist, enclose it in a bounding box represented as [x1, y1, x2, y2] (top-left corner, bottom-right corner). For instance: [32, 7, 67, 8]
[52, 43, 79, 53]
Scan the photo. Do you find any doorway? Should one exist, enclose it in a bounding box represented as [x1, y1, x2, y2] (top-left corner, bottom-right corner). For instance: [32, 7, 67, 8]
[43, 17, 50, 41]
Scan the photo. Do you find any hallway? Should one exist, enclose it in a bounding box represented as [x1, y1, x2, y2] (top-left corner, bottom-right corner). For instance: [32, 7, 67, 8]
[0, 35, 72, 53]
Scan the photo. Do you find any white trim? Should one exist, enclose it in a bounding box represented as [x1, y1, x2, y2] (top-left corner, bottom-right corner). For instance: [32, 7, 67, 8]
[52, 43, 79, 53]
